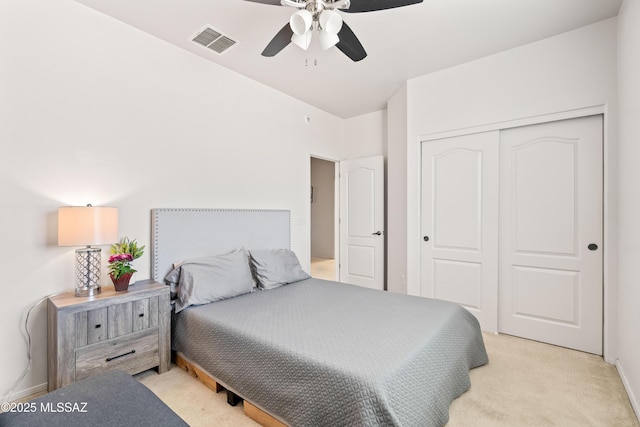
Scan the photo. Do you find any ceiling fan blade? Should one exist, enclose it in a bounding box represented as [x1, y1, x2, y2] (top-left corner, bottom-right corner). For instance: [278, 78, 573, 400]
[262, 23, 294, 57]
[242, 0, 282, 5]
[342, 0, 423, 13]
[335, 22, 367, 62]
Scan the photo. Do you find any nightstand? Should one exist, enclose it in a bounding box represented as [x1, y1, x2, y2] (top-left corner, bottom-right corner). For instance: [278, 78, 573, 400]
[47, 279, 170, 391]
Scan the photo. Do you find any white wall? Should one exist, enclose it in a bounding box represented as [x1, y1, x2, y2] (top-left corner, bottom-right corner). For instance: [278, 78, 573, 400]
[399, 18, 618, 359]
[386, 85, 408, 294]
[0, 0, 344, 399]
[616, 0, 640, 416]
[343, 110, 387, 160]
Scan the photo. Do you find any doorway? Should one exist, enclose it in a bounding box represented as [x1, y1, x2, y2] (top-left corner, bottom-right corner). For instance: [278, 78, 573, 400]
[310, 157, 337, 280]
[310, 155, 386, 288]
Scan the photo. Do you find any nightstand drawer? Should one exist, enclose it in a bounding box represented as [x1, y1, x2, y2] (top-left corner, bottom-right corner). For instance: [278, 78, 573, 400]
[75, 327, 160, 381]
[75, 297, 161, 347]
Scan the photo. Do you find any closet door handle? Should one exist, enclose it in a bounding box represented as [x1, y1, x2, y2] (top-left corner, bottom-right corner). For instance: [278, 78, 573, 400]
[423, 236, 429, 242]
[588, 243, 598, 251]
[372, 231, 382, 236]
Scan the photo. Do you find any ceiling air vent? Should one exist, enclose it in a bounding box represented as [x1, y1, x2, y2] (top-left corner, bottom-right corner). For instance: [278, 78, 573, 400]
[192, 26, 237, 55]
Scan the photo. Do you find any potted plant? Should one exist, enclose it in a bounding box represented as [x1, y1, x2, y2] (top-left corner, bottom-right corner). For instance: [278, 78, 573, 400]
[108, 237, 145, 291]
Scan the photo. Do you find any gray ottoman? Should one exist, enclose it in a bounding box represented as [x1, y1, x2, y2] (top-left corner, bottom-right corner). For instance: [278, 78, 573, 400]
[0, 370, 188, 426]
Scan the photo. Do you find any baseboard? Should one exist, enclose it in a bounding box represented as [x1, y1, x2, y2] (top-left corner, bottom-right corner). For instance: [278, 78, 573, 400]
[1, 383, 47, 403]
[617, 360, 640, 422]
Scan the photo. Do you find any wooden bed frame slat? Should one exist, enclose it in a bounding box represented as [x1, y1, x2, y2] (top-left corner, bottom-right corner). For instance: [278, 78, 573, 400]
[174, 352, 287, 427]
[244, 401, 288, 427]
[174, 352, 223, 394]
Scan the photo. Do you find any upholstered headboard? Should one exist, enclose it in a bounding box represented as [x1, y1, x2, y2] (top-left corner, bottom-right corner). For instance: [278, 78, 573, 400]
[150, 208, 291, 282]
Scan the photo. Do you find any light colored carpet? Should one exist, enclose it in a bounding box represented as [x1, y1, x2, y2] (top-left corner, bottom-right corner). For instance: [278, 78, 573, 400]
[137, 367, 259, 427]
[311, 257, 336, 281]
[137, 332, 639, 426]
[448, 333, 639, 426]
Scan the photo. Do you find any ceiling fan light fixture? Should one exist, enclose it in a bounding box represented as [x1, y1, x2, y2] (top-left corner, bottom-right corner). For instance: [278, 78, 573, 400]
[319, 30, 339, 50]
[318, 9, 342, 50]
[290, 9, 313, 35]
[250, 0, 425, 61]
[291, 31, 313, 50]
[319, 9, 343, 35]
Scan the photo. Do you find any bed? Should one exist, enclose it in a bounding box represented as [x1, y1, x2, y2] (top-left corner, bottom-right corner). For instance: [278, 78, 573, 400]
[151, 208, 488, 427]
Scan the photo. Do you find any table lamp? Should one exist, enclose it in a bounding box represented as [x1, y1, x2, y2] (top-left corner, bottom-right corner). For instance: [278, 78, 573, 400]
[58, 205, 118, 296]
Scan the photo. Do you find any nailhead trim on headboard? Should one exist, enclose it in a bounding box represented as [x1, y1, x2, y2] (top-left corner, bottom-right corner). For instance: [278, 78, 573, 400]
[150, 209, 291, 282]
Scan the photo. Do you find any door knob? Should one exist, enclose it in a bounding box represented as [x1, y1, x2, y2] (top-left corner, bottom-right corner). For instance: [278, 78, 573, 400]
[372, 231, 382, 236]
[588, 243, 598, 251]
[423, 236, 429, 242]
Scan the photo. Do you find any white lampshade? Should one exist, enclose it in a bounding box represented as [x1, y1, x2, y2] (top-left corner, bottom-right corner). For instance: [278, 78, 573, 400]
[319, 30, 340, 50]
[58, 205, 119, 297]
[292, 31, 313, 50]
[290, 9, 313, 35]
[58, 205, 118, 246]
[319, 10, 342, 35]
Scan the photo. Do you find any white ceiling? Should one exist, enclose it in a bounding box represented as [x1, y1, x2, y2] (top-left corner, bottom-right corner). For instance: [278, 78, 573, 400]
[74, 0, 621, 119]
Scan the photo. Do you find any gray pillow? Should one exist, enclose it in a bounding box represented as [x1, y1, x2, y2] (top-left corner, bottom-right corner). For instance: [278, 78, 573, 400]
[166, 248, 254, 313]
[249, 248, 310, 289]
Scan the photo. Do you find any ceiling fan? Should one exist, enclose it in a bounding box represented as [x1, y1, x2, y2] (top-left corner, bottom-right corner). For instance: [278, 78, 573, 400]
[243, 0, 423, 61]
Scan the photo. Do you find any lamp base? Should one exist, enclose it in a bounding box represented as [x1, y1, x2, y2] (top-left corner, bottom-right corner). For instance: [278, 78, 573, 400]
[75, 247, 102, 298]
[75, 285, 102, 297]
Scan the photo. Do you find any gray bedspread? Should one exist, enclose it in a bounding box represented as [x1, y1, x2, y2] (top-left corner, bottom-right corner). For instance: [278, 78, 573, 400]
[173, 278, 488, 427]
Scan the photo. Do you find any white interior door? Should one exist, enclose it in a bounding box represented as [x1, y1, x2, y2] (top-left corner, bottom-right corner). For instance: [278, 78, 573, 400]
[339, 155, 384, 290]
[421, 132, 500, 332]
[499, 115, 603, 355]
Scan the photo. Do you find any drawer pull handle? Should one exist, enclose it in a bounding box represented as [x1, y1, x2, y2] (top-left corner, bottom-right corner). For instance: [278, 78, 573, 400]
[106, 350, 136, 362]
[95, 324, 101, 329]
[138, 313, 144, 318]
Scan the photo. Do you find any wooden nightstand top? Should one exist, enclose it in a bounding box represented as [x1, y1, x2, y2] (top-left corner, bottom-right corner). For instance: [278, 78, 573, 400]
[49, 279, 168, 313]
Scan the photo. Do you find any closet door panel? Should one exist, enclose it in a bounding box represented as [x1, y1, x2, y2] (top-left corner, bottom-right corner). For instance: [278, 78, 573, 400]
[513, 140, 577, 256]
[421, 131, 499, 332]
[432, 150, 482, 251]
[510, 266, 578, 324]
[432, 259, 482, 310]
[499, 115, 603, 355]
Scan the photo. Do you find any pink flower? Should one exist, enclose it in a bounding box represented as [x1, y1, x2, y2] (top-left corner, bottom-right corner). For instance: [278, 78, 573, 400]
[109, 253, 134, 263]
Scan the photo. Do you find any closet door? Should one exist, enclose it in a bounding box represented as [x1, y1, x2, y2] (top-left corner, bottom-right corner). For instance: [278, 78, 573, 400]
[499, 115, 603, 355]
[421, 131, 499, 332]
